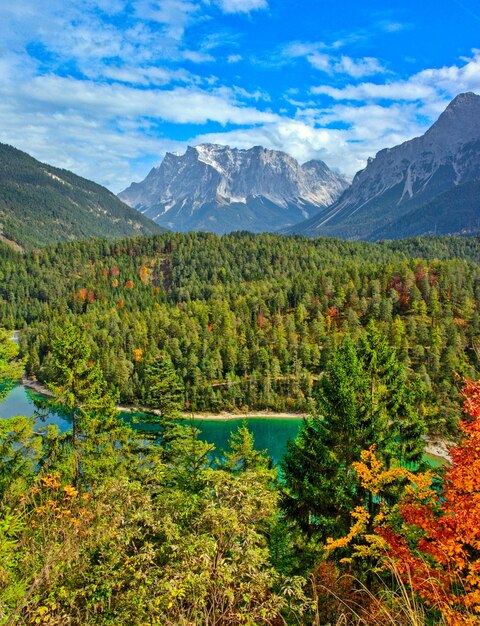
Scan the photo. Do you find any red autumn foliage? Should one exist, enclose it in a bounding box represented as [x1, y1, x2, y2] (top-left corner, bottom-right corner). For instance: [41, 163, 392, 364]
[125, 280, 134, 289]
[379, 379, 480, 625]
[311, 561, 357, 624]
[326, 306, 338, 319]
[387, 274, 411, 310]
[414, 265, 426, 284]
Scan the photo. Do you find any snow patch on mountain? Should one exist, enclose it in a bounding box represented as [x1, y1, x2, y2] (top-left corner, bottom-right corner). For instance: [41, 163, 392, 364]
[119, 144, 349, 234]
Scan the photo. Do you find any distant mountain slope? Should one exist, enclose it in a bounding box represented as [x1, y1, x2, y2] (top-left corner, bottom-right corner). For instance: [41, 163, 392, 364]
[119, 144, 349, 234]
[0, 143, 164, 249]
[288, 92, 480, 240]
[372, 178, 480, 240]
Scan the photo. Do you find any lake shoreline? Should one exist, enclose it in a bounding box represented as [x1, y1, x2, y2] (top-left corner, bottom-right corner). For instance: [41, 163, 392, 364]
[424, 438, 453, 464]
[22, 376, 54, 397]
[21, 377, 452, 462]
[22, 377, 306, 420]
[119, 405, 306, 420]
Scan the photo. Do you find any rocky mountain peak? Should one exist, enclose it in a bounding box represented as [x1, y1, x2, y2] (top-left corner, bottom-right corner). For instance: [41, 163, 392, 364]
[288, 92, 480, 241]
[119, 143, 349, 234]
[425, 91, 480, 146]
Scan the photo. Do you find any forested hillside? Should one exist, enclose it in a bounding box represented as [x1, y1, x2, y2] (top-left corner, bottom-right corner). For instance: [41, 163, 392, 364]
[2, 297, 480, 625]
[0, 143, 164, 249]
[2, 232, 480, 433]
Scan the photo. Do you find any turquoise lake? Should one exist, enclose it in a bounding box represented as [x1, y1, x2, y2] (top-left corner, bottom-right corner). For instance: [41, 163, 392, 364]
[0, 385, 302, 464]
[0, 385, 446, 467]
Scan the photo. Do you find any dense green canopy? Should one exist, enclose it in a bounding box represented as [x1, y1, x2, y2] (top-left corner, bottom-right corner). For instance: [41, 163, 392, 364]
[1, 231, 479, 432]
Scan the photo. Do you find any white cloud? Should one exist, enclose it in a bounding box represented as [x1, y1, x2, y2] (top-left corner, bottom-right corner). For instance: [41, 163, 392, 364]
[282, 42, 386, 78]
[312, 51, 480, 102]
[133, 0, 199, 40]
[187, 102, 428, 178]
[182, 50, 216, 63]
[381, 21, 405, 33]
[189, 120, 361, 174]
[308, 53, 386, 78]
[0, 0, 216, 78]
[214, 0, 268, 14]
[312, 81, 437, 101]
[20, 75, 278, 125]
[0, 0, 477, 198]
[100, 65, 199, 86]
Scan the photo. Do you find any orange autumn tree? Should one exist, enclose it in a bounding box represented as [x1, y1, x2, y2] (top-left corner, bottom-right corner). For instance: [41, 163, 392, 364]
[325, 446, 432, 567]
[379, 379, 480, 625]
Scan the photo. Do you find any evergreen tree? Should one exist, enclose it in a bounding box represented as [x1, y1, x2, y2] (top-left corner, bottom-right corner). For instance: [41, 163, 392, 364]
[0, 329, 24, 402]
[142, 355, 184, 454]
[222, 421, 272, 474]
[167, 422, 214, 492]
[281, 328, 426, 541]
[143, 355, 183, 417]
[281, 414, 353, 539]
[0, 329, 39, 501]
[47, 322, 117, 488]
[357, 321, 426, 467]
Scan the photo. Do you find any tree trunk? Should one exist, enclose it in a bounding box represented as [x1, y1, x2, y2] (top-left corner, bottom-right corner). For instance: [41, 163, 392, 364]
[73, 407, 79, 491]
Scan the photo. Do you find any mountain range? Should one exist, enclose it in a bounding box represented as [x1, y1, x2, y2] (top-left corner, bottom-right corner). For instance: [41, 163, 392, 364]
[0, 143, 164, 250]
[119, 144, 349, 234]
[288, 92, 480, 240]
[1, 91, 479, 249]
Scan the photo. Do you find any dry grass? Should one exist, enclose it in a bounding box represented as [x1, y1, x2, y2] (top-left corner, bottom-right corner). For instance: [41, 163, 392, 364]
[312, 559, 450, 626]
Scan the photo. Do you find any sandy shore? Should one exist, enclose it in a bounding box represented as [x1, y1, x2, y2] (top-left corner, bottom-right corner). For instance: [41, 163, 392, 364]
[185, 411, 306, 421]
[424, 437, 453, 464]
[22, 376, 54, 397]
[118, 405, 306, 421]
[22, 377, 305, 421]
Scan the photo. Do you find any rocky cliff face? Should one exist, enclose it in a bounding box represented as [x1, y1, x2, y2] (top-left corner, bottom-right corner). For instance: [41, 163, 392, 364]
[119, 144, 349, 234]
[289, 92, 480, 240]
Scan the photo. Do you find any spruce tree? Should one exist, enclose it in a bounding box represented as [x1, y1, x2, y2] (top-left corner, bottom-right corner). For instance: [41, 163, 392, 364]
[0, 329, 39, 500]
[142, 355, 185, 457]
[143, 356, 183, 419]
[47, 322, 117, 489]
[281, 325, 426, 541]
[222, 421, 272, 474]
[0, 329, 24, 402]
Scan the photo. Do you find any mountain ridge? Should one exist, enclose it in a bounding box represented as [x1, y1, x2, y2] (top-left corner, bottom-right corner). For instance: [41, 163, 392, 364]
[0, 142, 164, 249]
[288, 92, 480, 240]
[119, 143, 349, 234]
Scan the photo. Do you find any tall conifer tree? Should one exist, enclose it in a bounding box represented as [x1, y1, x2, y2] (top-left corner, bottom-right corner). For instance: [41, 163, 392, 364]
[48, 322, 117, 488]
[281, 325, 426, 540]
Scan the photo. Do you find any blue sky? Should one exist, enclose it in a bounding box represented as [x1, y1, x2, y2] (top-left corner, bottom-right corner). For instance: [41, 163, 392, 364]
[0, 0, 479, 191]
